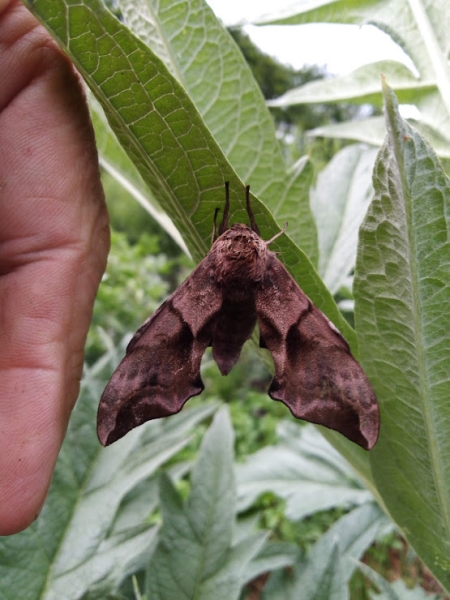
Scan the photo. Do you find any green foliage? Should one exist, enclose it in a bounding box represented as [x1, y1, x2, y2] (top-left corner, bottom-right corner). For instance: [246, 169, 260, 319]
[357, 561, 442, 599]
[260, 0, 450, 164]
[145, 409, 268, 600]
[102, 170, 180, 255]
[16, 0, 450, 598]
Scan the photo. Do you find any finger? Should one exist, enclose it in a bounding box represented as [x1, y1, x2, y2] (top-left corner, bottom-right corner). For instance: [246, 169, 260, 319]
[0, 1, 109, 533]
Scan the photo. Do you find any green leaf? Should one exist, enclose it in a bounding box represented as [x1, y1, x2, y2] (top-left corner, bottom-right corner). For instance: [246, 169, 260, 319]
[268, 61, 431, 108]
[357, 562, 441, 600]
[354, 82, 450, 591]
[145, 407, 267, 600]
[236, 423, 373, 520]
[311, 144, 378, 294]
[309, 116, 387, 147]
[263, 503, 389, 599]
[0, 366, 215, 599]
[90, 94, 189, 254]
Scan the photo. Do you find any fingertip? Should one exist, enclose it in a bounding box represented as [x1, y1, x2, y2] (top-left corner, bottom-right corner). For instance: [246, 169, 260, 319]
[0, 474, 49, 535]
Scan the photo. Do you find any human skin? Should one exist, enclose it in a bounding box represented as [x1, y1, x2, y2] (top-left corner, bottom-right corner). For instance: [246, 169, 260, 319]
[0, 0, 109, 534]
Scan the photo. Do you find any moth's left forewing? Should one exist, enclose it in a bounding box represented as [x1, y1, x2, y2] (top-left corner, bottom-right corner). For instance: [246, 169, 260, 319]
[255, 253, 379, 450]
[97, 253, 223, 446]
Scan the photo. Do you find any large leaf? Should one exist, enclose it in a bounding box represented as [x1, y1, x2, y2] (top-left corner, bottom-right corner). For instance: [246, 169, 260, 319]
[354, 83, 450, 591]
[0, 361, 216, 599]
[256, 0, 450, 158]
[117, 0, 318, 261]
[145, 407, 268, 600]
[236, 423, 374, 521]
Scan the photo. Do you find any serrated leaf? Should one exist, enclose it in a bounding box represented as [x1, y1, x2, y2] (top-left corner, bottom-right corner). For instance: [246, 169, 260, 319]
[0, 368, 215, 599]
[145, 407, 267, 600]
[354, 83, 450, 591]
[236, 423, 373, 520]
[311, 144, 377, 294]
[110, 462, 190, 534]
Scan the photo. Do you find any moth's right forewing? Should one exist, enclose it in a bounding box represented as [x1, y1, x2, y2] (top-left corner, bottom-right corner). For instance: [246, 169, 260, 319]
[97, 254, 222, 446]
[256, 254, 379, 450]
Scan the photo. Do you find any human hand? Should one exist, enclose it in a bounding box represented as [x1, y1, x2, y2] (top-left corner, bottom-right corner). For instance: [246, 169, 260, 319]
[0, 0, 109, 534]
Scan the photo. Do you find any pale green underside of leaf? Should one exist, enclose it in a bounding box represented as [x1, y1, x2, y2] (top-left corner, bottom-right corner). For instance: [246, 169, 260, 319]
[89, 93, 190, 254]
[262, 503, 390, 599]
[258, 0, 450, 158]
[358, 561, 441, 599]
[355, 83, 450, 592]
[309, 117, 450, 163]
[117, 0, 318, 259]
[24, 0, 345, 322]
[236, 423, 374, 520]
[267, 61, 430, 108]
[311, 144, 377, 294]
[81, 0, 319, 266]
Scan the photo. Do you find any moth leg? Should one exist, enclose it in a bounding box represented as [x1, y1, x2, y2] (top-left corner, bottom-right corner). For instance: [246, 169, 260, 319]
[265, 222, 288, 247]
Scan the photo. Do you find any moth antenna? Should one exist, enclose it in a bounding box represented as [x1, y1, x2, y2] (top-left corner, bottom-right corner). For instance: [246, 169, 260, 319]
[245, 185, 260, 235]
[266, 222, 288, 246]
[212, 207, 221, 243]
[218, 181, 230, 236]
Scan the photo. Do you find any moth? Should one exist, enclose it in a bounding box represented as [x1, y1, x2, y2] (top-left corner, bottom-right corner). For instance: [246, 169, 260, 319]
[98, 184, 379, 449]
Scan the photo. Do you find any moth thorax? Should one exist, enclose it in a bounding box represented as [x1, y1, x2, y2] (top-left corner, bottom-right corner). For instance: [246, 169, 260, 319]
[215, 229, 267, 289]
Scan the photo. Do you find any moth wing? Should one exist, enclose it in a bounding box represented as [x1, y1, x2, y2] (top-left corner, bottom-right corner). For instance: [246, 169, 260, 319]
[98, 254, 222, 445]
[255, 254, 379, 450]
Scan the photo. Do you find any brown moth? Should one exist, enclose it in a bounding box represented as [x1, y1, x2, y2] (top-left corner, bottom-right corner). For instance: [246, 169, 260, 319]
[98, 183, 379, 449]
